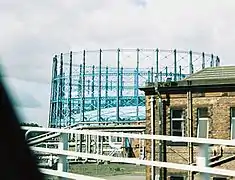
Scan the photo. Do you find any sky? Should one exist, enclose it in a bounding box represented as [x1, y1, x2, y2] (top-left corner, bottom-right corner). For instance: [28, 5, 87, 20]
[0, 0, 235, 127]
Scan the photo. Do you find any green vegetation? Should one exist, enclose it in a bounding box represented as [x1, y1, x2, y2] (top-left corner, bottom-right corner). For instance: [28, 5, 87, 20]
[69, 163, 145, 177]
[20, 122, 43, 139]
[20, 122, 41, 127]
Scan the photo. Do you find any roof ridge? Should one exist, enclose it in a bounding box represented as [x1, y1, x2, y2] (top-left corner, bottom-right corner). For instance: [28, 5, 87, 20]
[181, 66, 235, 81]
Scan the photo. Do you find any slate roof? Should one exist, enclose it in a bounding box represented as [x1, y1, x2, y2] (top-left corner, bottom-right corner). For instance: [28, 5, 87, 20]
[183, 66, 235, 81]
[139, 66, 235, 95]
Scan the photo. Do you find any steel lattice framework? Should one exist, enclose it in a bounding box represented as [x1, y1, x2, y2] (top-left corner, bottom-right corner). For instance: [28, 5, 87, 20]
[48, 48, 220, 127]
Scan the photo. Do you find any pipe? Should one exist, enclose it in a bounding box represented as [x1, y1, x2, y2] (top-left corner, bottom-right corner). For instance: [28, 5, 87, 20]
[158, 97, 163, 179]
[25, 130, 31, 140]
[150, 95, 156, 180]
[187, 88, 194, 180]
[108, 136, 122, 149]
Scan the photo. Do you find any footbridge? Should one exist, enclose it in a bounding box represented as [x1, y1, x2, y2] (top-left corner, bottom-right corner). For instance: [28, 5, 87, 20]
[23, 126, 235, 180]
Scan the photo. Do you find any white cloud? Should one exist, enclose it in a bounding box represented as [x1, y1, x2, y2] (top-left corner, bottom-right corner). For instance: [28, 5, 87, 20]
[1, 0, 235, 126]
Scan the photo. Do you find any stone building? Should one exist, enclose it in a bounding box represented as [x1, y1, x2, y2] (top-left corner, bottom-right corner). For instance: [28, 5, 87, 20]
[140, 66, 235, 180]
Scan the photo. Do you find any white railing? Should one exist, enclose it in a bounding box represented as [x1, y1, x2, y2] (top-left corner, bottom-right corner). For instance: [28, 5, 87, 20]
[22, 126, 235, 180]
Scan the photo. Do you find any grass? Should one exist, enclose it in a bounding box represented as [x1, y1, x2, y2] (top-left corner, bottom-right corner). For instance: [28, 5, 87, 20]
[44, 163, 145, 179]
[69, 163, 145, 177]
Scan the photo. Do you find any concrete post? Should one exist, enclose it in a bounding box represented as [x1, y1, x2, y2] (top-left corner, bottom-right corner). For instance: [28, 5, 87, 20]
[100, 135, 103, 155]
[96, 135, 100, 154]
[75, 133, 78, 152]
[197, 144, 210, 180]
[58, 133, 68, 180]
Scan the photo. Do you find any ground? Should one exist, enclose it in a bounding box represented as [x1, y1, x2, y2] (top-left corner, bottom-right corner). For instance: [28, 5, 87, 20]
[45, 163, 146, 179]
[104, 175, 145, 180]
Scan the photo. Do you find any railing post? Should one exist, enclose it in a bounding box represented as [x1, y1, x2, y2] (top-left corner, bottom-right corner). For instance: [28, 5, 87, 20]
[25, 130, 31, 140]
[96, 135, 100, 155]
[79, 134, 83, 153]
[197, 143, 210, 180]
[58, 133, 68, 179]
[75, 133, 78, 152]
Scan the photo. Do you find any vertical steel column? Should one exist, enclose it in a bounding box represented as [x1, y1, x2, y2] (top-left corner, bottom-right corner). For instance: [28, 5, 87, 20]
[174, 49, 177, 81]
[59, 53, 64, 128]
[105, 66, 108, 107]
[179, 66, 182, 80]
[79, 64, 83, 121]
[98, 49, 102, 122]
[53, 55, 58, 128]
[151, 67, 154, 83]
[189, 51, 193, 75]
[120, 67, 124, 106]
[160, 72, 162, 82]
[136, 48, 140, 121]
[210, 54, 214, 67]
[202, 52, 205, 69]
[216, 56, 220, 67]
[91, 65, 95, 110]
[82, 50, 86, 122]
[155, 49, 159, 82]
[69, 51, 73, 125]
[49, 55, 57, 127]
[147, 70, 151, 82]
[116, 49, 120, 122]
[48, 56, 54, 127]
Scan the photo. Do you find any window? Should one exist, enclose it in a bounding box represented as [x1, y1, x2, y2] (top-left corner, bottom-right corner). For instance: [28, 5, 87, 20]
[197, 107, 209, 138]
[169, 175, 184, 180]
[231, 108, 235, 139]
[171, 109, 184, 136]
[213, 177, 227, 180]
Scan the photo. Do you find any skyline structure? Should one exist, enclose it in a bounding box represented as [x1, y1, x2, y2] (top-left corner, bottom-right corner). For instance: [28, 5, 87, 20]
[48, 48, 220, 127]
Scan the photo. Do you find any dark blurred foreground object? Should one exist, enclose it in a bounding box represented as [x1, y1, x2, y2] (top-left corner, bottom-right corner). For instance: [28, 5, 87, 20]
[0, 71, 44, 180]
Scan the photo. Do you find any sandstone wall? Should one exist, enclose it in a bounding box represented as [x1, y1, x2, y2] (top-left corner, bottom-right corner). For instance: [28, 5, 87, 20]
[145, 92, 235, 179]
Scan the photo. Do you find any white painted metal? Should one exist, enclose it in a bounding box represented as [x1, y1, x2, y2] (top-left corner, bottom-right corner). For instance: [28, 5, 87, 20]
[197, 144, 210, 180]
[23, 127, 235, 179]
[40, 168, 106, 180]
[57, 133, 68, 179]
[32, 146, 235, 177]
[231, 108, 235, 139]
[22, 127, 235, 146]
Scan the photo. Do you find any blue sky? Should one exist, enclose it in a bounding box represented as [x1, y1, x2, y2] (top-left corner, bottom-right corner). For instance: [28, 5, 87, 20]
[0, 0, 235, 127]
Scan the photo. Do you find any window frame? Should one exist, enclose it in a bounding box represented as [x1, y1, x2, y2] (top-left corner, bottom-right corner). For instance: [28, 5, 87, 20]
[170, 109, 185, 137]
[197, 107, 209, 138]
[169, 175, 185, 180]
[230, 107, 235, 140]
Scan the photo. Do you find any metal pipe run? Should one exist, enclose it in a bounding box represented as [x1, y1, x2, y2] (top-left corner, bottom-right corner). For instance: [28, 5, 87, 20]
[150, 96, 156, 180]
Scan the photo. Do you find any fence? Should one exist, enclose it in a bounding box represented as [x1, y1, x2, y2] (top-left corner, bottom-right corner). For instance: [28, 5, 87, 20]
[22, 126, 235, 180]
